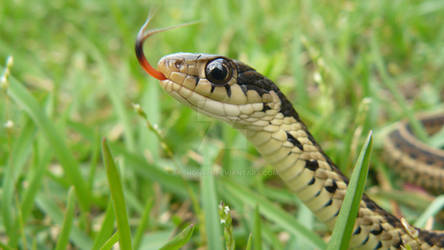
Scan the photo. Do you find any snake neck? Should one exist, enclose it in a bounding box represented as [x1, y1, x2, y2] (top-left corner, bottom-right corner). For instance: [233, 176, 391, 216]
[236, 105, 438, 249]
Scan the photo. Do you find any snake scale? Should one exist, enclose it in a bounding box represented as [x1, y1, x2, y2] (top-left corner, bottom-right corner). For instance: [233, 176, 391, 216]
[135, 17, 444, 249]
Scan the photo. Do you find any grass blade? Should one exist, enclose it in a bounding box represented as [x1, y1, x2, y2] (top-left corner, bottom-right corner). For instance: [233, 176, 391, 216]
[36, 195, 92, 249]
[327, 131, 373, 250]
[20, 148, 52, 222]
[253, 205, 262, 250]
[99, 232, 120, 250]
[245, 234, 253, 250]
[260, 223, 284, 250]
[0, 241, 13, 250]
[133, 198, 153, 250]
[201, 147, 223, 250]
[220, 179, 326, 249]
[92, 200, 116, 250]
[414, 195, 444, 228]
[7, 76, 91, 210]
[295, 204, 314, 248]
[219, 202, 235, 250]
[159, 224, 195, 250]
[102, 138, 133, 250]
[109, 143, 190, 197]
[55, 187, 76, 250]
[1, 117, 35, 246]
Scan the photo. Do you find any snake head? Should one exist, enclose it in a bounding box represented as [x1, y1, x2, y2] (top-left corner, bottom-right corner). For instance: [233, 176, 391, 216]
[135, 17, 299, 127]
[157, 52, 297, 127]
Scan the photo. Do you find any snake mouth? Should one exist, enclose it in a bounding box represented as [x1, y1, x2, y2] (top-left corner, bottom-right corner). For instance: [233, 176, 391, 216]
[159, 79, 235, 122]
[158, 76, 268, 123]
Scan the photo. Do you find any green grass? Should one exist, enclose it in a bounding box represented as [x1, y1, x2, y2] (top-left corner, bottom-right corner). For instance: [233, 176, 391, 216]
[327, 132, 373, 250]
[102, 139, 133, 250]
[1, 0, 444, 249]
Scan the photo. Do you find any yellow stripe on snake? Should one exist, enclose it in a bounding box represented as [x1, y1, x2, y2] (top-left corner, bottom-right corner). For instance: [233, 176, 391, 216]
[135, 18, 444, 249]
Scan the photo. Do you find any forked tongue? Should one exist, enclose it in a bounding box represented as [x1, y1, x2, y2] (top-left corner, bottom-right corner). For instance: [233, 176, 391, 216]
[135, 14, 198, 80]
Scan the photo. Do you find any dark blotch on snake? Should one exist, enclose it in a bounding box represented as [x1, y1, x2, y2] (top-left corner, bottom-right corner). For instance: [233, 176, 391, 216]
[333, 210, 339, 217]
[239, 84, 248, 95]
[375, 241, 382, 249]
[325, 180, 338, 193]
[370, 225, 383, 235]
[305, 160, 319, 171]
[362, 235, 369, 245]
[194, 76, 199, 86]
[426, 159, 435, 165]
[394, 239, 402, 248]
[286, 132, 303, 151]
[262, 103, 271, 112]
[307, 133, 317, 145]
[308, 177, 315, 185]
[225, 85, 231, 97]
[323, 199, 332, 207]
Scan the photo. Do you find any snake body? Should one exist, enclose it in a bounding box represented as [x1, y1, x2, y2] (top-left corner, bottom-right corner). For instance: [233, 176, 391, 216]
[135, 19, 444, 249]
[384, 114, 444, 192]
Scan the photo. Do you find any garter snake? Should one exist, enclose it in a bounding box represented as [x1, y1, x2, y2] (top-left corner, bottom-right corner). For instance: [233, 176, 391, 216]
[384, 113, 444, 192]
[135, 17, 444, 249]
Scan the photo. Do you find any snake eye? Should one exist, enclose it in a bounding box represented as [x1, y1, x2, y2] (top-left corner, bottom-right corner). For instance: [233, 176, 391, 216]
[205, 58, 232, 86]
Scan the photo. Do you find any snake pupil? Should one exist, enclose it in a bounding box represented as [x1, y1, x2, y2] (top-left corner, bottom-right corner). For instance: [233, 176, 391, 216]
[205, 58, 232, 85]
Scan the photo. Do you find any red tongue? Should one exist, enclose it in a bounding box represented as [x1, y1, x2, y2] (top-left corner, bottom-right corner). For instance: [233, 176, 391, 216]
[135, 16, 167, 80]
[135, 15, 198, 81]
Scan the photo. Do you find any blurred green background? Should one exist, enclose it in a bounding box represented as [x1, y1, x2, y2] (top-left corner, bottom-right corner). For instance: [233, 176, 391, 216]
[1, 0, 444, 249]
